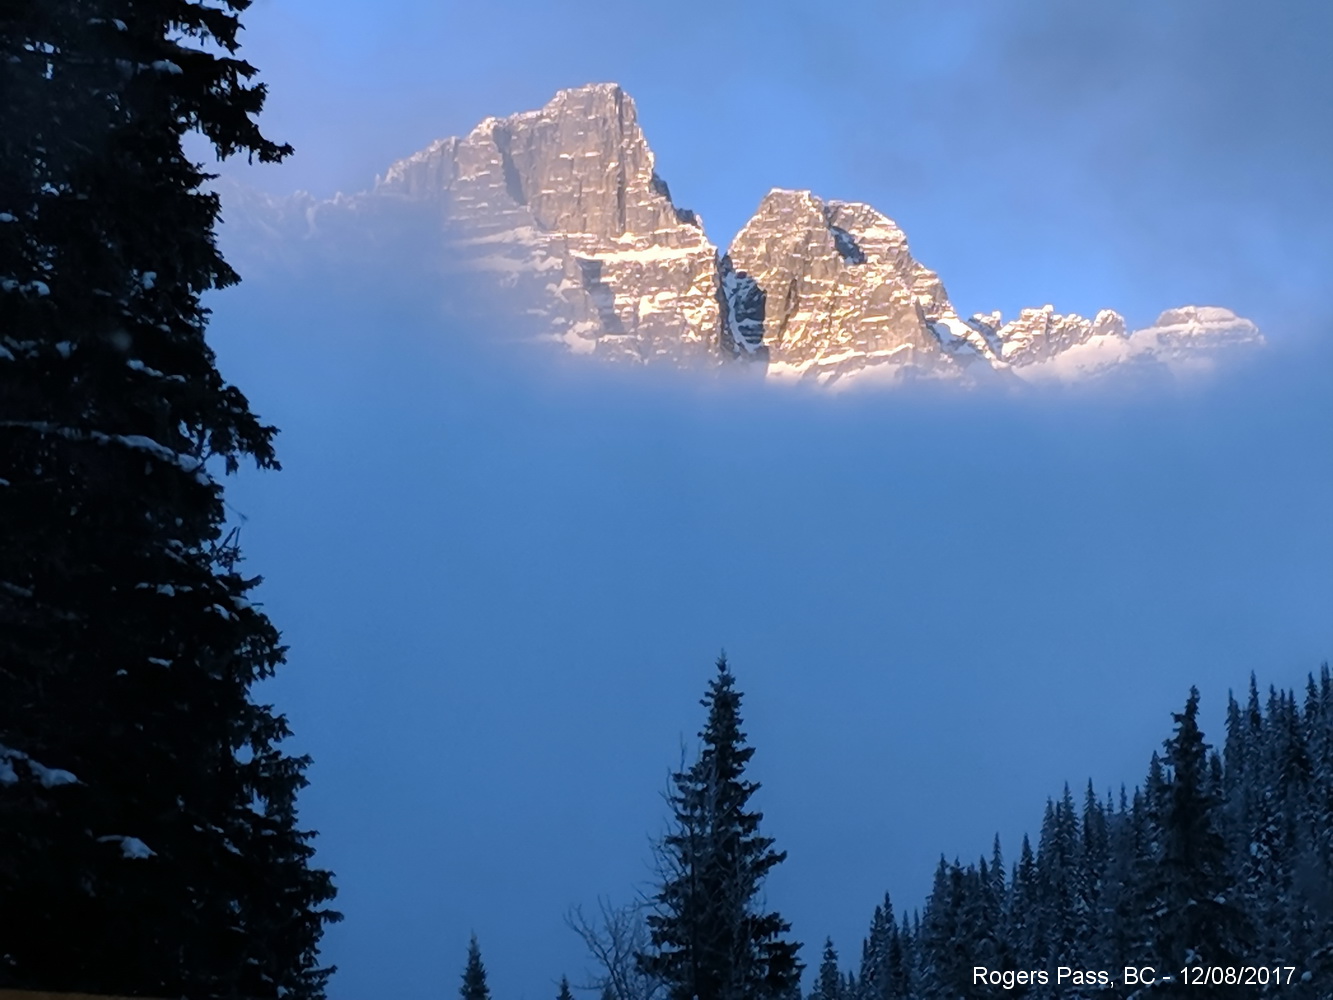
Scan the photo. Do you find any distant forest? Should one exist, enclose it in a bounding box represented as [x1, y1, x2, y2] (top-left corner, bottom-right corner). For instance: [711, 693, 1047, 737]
[465, 663, 1333, 1000]
[814, 669, 1333, 1000]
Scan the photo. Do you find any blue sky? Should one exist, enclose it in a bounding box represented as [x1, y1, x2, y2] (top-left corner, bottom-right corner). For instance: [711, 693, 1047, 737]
[207, 3, 1333, 999]
[229, 0, 1333, 332]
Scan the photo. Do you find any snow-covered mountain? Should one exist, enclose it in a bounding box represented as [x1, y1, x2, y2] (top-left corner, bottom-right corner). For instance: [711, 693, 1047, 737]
[220, 83, 1263, 386]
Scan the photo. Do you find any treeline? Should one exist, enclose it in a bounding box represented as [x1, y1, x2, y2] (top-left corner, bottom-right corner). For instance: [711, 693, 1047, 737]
[461, 663, 1333, 1000]
[823, 670, 1333, 999]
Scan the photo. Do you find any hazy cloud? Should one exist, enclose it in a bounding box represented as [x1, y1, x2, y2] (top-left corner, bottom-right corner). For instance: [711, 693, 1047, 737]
[204, 6, 1333, 998]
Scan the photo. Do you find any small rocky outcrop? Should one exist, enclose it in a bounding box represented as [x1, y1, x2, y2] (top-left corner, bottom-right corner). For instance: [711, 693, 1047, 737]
[980, 305, 1128, 367]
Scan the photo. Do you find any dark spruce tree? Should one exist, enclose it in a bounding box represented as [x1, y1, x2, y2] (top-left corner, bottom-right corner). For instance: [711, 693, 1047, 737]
[856, 893, 899, 1000]
[557, 974, 576, 1000]
[810, 938, 843, 1000]
[638, 656, 803, 1000]
[1008, 835, 1041, 974]
[1033, 786, 1084, 986]
[1097, 788, 1144, 975]
[0, 1, 337, 996]
[460, 936, 491, 1000]
[1077, 782, 1109, 966]
[1141, 689, 1250, 996]
[894, 914, 915, 1000]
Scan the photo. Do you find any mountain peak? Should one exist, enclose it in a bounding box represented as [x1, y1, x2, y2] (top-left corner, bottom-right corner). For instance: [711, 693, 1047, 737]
[551, 81, 627, 100]
[726, 187, 949, 379]
[379, 80, 682, 240]
[235, 84, 1263, 386]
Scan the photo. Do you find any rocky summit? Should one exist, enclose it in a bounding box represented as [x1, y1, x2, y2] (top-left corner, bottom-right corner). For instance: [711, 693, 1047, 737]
[225, 83, 1263, 386]
[375, 83, 718, 365]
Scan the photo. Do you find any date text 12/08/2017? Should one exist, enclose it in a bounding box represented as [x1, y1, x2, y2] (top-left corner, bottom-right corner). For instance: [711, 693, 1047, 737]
[972, 966, 1302, 989]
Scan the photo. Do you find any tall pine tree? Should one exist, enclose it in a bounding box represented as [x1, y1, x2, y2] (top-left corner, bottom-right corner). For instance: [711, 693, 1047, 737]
[1145, 689, 1250, 994]
[810, 939, 842, 1000]
[460, 936, 491, 1000]
[638, 656, 802, 1000]
[0, 1, 337, 995]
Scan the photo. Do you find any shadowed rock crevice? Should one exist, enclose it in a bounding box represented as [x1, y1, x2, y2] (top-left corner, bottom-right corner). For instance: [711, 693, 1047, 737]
[489, 124, 527, 207]
[649, 171, 672, 202]
[576, 257, 625, 334]
[717, 254, 767, 361]
[827, 224, 866, 265]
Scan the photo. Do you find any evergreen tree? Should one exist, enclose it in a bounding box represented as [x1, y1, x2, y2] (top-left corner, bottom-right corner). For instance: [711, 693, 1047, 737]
[461, 936, 491, 1000]
[1300, 666, 1333, 996]
[1149, 689, 1250, 993]
[973, 854, 1007, 977]
[988, 834, 1007, 927]
[1222, 684, 1260, 892]
[899, 916, 917, 1000]
[638, 656, 802, 1000]
[1078, 781, 1108, 963]
[880, 671, 1332, 999]
[856, 896, 892, 1000]
[1121, 752, 1170, 972]
[558, 974, 576, 1000]
[0, 1, 336, 995]
[918, 858, 986, 1000]
[884, 914, 909, 1000]
[1009, 834, 1041, 972]
[1098, 789, 1142, 972]
[1033, 786, 1083, 977]
[916, 860, 952, 1000]
[810, 938, 842, 1000]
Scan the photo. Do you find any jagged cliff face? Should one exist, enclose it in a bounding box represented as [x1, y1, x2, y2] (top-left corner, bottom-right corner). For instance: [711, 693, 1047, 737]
[723, 190, 949, 379]
[1008, 304, 1263, 382]
[222, 83, 1262, 386]
[721, 193, 1258, 384]
[375, 84, 718, 364]
[951, 305, 1131, 369]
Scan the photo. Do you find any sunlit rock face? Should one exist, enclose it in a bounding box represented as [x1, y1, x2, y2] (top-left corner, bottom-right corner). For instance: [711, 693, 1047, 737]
[1140, 306, 1262, 352]
[997, 305, 1265, 383]
[220, 82, 1264, 386]
[724, 189, 952, 382]
[984, 305, 1128, 367]
[376, 83, 719, 364]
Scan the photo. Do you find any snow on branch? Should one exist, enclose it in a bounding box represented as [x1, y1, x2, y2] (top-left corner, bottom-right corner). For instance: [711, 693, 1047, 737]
[0, 742, 80, 788]
[0, 421, 214, 486]
[96, 834, 156, 859]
